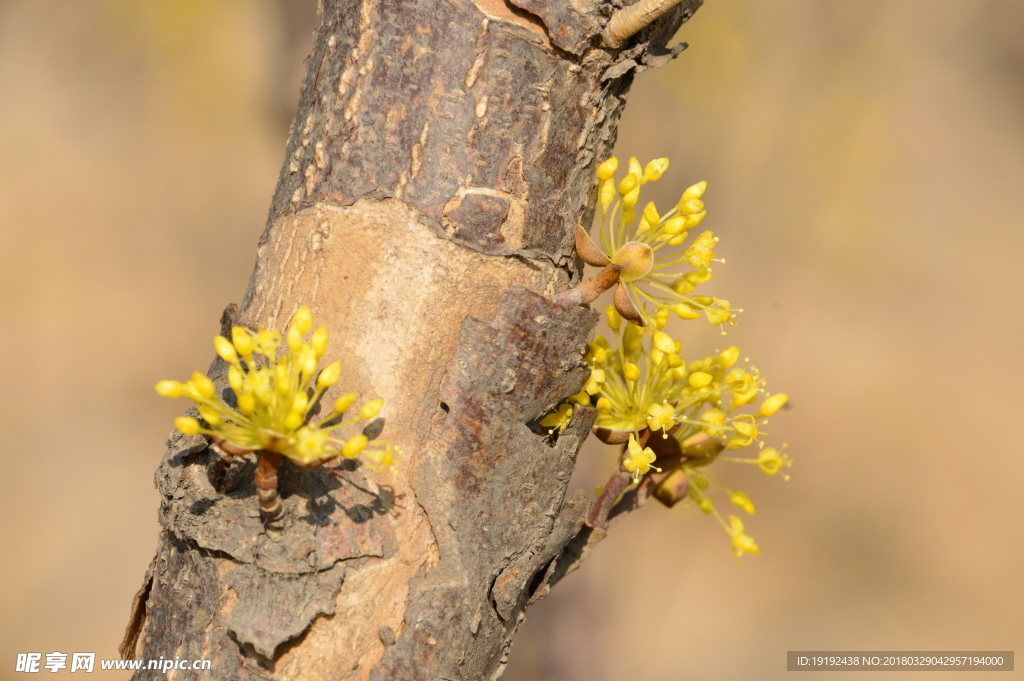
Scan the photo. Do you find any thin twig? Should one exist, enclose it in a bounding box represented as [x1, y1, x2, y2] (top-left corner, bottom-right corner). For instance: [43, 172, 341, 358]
[254, 450, 283, 518]
[587, 429, 654, 529]
[603, 0, 686, 47]
[552, 265, 620, 306]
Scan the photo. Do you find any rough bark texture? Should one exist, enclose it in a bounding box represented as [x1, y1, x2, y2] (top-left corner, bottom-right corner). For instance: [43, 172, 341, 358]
[126, 0, 701, 678]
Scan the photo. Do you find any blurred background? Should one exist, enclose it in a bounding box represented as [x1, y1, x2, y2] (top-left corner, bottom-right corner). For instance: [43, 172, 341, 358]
[0, 1, 1021, 680]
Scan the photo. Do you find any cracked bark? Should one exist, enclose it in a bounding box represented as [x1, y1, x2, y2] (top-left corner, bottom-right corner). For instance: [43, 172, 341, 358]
[124, 0, 702, 678]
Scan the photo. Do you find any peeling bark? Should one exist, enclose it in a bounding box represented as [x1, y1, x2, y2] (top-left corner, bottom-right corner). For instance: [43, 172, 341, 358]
[127, 0, 702, 678]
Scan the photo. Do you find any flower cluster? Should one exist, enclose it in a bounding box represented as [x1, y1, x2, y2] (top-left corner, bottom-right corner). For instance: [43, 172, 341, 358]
[155, 306, 398, 472]
[578, 304, 791, 558]
[572, 155, 739, 330]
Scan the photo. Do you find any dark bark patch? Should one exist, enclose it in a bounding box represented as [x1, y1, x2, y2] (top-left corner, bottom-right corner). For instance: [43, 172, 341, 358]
[378, 626, 397, 646]
[507, 0, 603, 54]
[443, 192, 511, 253]
[227, 563, 347, 660]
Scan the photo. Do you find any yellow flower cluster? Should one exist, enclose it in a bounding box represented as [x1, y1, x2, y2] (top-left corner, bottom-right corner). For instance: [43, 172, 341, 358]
[155, 306, 398, 471]
[578, 304, 792, 558]
[586, 155, 739, 330]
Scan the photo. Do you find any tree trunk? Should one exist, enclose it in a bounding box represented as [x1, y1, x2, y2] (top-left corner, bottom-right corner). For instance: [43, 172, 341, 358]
[123, 0, 701, 678]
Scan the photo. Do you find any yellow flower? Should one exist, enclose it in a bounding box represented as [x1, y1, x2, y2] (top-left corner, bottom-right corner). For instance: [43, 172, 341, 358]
[646, 401, 676, 437]
[726, 515, 760, 558]
[700, 408, 727, 437]
[539, 404, 573, 435]
[729, 490, 756, 515]
[623, 434, 661, 483]
[584, 368, 606, 394]
[156, 306, 397, 470]
[756, 447, 793, 477]
[726, 415, 759, 449]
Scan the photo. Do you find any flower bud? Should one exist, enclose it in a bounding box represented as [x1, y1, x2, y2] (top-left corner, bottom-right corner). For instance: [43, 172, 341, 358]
[589, 342, 609, 364]
[605, 304, 622, 332]
[596, 157, 618, 181]
[618, 173, 638, 195]
[623, 322, 644, 355]
[642, 201, 660, 225]
[174, 416, 201, 435]
[214, 336, 238, 363]
[688, 371, 713, 388]
[231, 327, 254, 356]
[654, 307, 669, 329]
[333, 392, 358, 414]
[681, 180, 707, 202]
[662, 216, 687, 235]
[685, 210, 707, 228]
[679, 199, 705, 216]
[227, 365, 244, 393]
[287, 325, 303, 351]
[302, 354, 317, 378]
[673, 303, 702, 320]
[672, 278, 696, 295]
[276, 364, 291, 395]
[624, 362, 640, 381]
[643, 158, 669, 181]
[197, 405, 222, 425]
[653, 331, 677, 354]
[358, 398, 385, 420]
[311, 326, 329, 357]
[317, 361, 341, 390]
[600, 178, 616, 210]
[628, 156, 643, 180]
[291, 305, 313, 335]
[718, 346, 740, 368]
[758, 393, 790, 417]
[342, 434, 369, 458]
[190, 372, 216, 399]
[155, 380, 183, 398]
[238, 393, 256, 415]
[685, 270, 713, 285]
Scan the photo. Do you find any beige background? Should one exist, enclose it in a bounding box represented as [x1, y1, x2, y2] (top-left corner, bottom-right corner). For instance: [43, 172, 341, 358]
[1, 1, 1021, 680]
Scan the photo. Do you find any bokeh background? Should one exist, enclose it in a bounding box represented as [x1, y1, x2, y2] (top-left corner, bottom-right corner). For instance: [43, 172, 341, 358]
[1, 1, 1021, 680]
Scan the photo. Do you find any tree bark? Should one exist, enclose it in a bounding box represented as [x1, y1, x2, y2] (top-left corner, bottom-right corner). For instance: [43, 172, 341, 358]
[123, 0, 701, 678]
